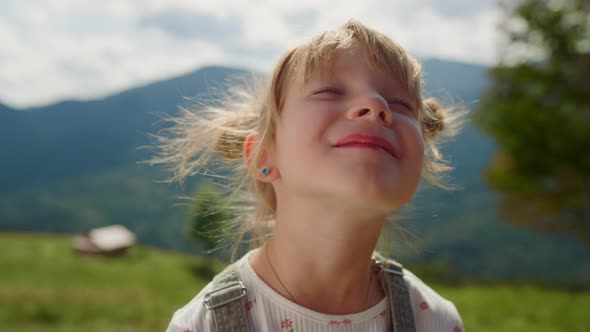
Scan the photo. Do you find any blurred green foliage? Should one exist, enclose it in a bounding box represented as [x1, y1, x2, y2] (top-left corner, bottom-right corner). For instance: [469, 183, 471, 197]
[187, 183, 233, 257]
[475, 0, 590, 243]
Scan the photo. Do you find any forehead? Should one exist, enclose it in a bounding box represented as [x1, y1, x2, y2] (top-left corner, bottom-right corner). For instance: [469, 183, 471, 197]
[297, 48, 411, 94]
[318, 49, 386, 78]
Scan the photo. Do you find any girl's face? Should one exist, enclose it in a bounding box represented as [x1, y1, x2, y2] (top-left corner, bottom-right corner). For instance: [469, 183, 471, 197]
[271, 48, 424, 213]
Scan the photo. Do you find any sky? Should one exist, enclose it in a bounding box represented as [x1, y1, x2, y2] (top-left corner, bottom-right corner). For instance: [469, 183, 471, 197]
[0, 0, 501, 108]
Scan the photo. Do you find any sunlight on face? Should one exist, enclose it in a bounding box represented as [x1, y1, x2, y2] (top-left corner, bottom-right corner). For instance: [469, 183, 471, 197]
[272, 48, 425, 213]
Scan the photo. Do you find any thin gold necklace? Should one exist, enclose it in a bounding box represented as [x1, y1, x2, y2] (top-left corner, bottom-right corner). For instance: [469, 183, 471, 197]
[263, 241, 374, 306]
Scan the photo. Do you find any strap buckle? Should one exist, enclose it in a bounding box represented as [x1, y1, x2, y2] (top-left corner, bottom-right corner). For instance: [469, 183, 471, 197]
[373, 256, 405, 276]
[203, 281, 247, 309]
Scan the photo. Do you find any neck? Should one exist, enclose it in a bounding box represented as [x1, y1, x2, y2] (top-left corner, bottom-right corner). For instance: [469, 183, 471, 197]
[253, 193, 387, 314]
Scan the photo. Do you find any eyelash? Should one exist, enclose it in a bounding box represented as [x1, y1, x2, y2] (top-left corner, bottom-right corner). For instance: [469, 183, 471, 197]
[313, 88, 413, 112]
[314, 87, 344, 95]
[387, 98, 414, 112]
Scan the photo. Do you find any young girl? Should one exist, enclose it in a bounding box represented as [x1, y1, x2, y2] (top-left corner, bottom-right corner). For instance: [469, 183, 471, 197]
[158, 20, 465, 332]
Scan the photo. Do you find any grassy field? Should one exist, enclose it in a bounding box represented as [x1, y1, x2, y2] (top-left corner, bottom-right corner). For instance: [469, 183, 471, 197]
[439, 285, 589, 331]
[0, 232, 588, 331]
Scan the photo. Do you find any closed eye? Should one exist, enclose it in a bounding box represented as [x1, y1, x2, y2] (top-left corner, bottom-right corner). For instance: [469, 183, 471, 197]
[387, 98, 414, 113]
[312, 87, 345, 96]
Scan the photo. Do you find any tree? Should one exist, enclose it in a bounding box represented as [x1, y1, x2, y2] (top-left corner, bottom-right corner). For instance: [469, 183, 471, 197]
[474, 0, 590, 244]
[188, 183, 232, 256]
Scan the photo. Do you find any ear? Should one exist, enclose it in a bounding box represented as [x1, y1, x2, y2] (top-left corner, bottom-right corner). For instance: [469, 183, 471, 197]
[243, 133, 256, 164]
[243, 133, 279, 182]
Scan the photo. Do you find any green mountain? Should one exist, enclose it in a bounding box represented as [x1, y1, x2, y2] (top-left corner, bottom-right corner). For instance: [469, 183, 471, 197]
[0, 66, 248, 193]
[1, 61, 588, 284]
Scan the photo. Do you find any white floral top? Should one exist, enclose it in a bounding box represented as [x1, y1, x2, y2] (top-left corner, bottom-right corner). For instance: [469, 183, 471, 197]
[166, 249, 464, 332]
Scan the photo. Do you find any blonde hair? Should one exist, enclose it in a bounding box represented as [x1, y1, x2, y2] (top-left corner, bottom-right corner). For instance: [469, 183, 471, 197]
[147, 20, 467, 259]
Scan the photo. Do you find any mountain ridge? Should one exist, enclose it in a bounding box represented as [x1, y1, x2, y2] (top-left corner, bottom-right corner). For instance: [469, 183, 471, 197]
[1, 60, 589, 284]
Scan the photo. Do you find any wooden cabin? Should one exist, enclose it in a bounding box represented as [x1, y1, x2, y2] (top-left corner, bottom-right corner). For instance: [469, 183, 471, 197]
[73, 224, 136, 256]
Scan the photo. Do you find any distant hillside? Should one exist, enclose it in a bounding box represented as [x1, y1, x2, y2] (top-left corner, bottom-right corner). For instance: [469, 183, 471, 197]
[0, 66, 250, 193]
[0, 102, 14, 112]
[422, 58, 489, 101]
[1, 60, 589, 284]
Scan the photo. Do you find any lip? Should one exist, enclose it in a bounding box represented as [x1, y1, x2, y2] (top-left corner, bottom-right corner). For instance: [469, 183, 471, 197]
[333, 133, 397, 158]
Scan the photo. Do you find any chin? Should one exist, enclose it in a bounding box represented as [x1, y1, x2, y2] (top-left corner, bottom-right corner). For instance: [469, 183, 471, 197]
[347, 188, 407, 210]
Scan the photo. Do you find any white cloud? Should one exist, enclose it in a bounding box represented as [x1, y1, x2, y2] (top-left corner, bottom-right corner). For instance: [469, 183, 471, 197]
[0, 0, 500, 108]
[138, 8, 243, 42]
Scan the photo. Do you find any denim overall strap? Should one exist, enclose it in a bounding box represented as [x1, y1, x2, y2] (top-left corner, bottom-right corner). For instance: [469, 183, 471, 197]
[375, 254, 417, 332]
[203, 263, 250, 332]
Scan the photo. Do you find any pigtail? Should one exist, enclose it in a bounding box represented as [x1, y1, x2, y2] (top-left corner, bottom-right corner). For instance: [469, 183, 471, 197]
[422, 98, 445, 139]
[215, 110, 259, 161]
[144, 82, 259, 184]
[419, 96, 468, 190]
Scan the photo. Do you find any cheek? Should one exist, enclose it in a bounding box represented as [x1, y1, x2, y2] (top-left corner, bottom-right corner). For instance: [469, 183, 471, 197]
[399, 120, 425, 167]
[274, 113, 314, 165]
[278, 105, 332, 147]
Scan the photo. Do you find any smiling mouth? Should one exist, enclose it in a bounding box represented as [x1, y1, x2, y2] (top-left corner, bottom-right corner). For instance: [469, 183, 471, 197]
[333, 134, 397, 158]
[335, 143, 394, 157]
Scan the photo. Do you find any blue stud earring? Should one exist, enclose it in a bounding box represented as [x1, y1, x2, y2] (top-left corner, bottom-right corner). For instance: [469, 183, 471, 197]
[261, 167, 270, 176]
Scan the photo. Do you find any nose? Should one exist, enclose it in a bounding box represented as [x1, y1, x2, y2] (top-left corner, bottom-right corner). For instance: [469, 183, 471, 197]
[348, 94, 393, 127]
